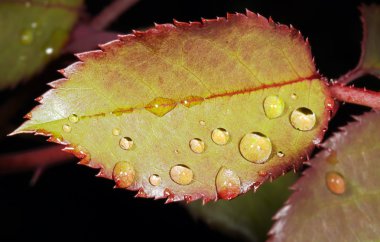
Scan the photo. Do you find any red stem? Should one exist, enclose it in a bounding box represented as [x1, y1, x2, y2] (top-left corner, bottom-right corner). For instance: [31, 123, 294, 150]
[330, 83, 380, 110]
[0, 146, 72, 175]
[90, 0, 139, 30]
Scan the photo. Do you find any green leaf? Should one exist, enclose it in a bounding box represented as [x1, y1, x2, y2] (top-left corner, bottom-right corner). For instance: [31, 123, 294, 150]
[0, 0, 83, 89]
[269, 112, 380, 242]
[188, 172, 297, 242]
[12, 11, 333, 203]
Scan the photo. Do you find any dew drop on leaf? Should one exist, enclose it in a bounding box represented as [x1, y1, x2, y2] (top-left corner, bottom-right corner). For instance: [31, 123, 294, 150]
[170, 165, 193, 185]
[149, 174, 161, 186]
[189, 138, 205, 154]
[239, 132, 272, 163]
[20, 29, 34, 45]
[199, 120, 206, 126]
[112, 161, 136, 188]
[44, 47, 54, 55]
[277, 151, 285, 157]
[112, 128, 120, 136]
[181, 96, 204, 108]
[263, 95, 285, 119]
[145, 97, 177, 117]
[215, 167, 241, 200]
[290, 107, 316, 131]
[68, 114, 79, 123]
[211, 128, 230, 145]
[325, 171, 346, 195]
[119, 137, 133, 150]
[62, 124, 71, 133]
[291, 93, 297, 100]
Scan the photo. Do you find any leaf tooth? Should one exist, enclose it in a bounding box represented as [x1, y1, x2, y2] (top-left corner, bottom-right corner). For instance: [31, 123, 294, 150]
[47, 136, 67, 145]
[173, 19, 190, 28]
[75, 50, 105, 62]
[23, 112, 32, 119]
[34, 96, 43, 103]
[188, 21, 202, 28]
[47, 78, 66, 88]
[59, 62, 85, 78]
[118, 33, 135, 42]
[132, 29, 145, 37]
[184, 195, 193, 203]
[98, 39, 124, 52]
[135, 188, 149, 198]
[96, 169, 106, 178]
[245, 8, 256, 17]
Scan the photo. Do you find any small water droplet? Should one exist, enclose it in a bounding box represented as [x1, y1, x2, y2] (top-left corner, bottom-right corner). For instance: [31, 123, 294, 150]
[170, 165, 193, 185]
[145, 97, 177, 117]
[45, 47, 54, 55]
[215, 167, 241, 200]
[211, 128, 230, 145]
[174, 149, 180, 154]
[30, 22, 38, 29]
[326, 151, 339, 165]
[119, 137, 133, 150]
[326, 171, 346, 195]
[291, 93, 297, 100]
[263, 95, 285, 119]
[181, 96, 204, 108]
[20, 29, 34, 45]
[199, 120, 206, 126]
[68, 114, 79, 123]
[112, 128, 120, 136]
[290, 107, 316, 131]
[149, 174, 161, 186]
[239, 132, 272, 164]
[189, 138, 205, 154]
[258, 170, 268, 177]
[277, 151, 284, 157]
[62, 124, 71, 133]
[113, 161, 135, 188]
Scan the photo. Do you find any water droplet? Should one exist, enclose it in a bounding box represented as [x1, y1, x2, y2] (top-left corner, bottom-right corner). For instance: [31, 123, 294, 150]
[62, 124, 71, 133]
[113, 161, 135, 188]
[174, 149, 180, 154]
[199, 120, 206, 126]
[20, 29, 34, 45]
[215, 167, 241, 200]
[181, 96, 204, 108]
[30, 22, 38, 29]
[291, 93, 297, 100]
[263, 95, 285, 119]
[45, 47, 54, 55]
[326, 171, 345, 195]
[119, 137, 133, 150]
[211, 128, 230, 145]
[112, 128, 120, 136]
[290, 107, 316, 131]
[189, 138, 205, 154]
[258, 170, 268, 177]
[239, 132, 272, 164]
[277, 151, 284, 157]
[149, 174, 161, 186]
[68, 114, 79, 123]
[326, 151, 339, 165]
[145, 97, 177, 117]
[170, 165, 193, 185]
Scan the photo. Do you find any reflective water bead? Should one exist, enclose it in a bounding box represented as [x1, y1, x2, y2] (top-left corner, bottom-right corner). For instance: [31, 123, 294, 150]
[239, 132, 272, 164]
[263, 95, 285, 119]
[290, 107, 316, 131]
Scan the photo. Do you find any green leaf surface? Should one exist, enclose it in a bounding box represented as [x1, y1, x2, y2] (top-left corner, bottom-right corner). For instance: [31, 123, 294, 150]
[0, 0, 82, 89]
[13, 11, 333, 203]
[188, 173, 297, 242]
[269, 112, 380, 242]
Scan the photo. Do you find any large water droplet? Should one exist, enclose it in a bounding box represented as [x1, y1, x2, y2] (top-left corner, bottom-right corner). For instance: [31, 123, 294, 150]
[68, 114, 79, 123]
[119, 137, 133, 150]
[263, 95, 285, 119]
[62, 124, 71, 133]
[211, 128, 230, 145]
[326, 171, 346, 195]
[239, 132, 272, 164]
[215, 167, 241, 200]
[181, 96, 204, 108]
[20, 29, 34, 45]
[149, 174, 161, 186]
[113, 161, 135, 188]
[145, 97, 177, 117]
[189, 138, 205, 154]
[112, 128, 120, 136]
[290, 107, 316, 131]
[170, 165, 193, 185]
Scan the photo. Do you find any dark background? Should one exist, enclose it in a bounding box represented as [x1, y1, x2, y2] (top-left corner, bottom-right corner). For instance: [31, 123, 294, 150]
[1, 0, 379, 241]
